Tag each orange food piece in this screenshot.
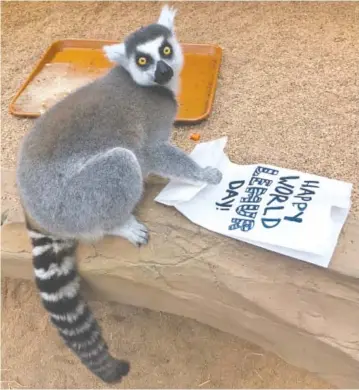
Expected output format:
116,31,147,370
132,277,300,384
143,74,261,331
190,133,201,141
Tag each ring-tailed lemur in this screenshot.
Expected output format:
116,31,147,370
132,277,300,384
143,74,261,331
16,5,222,383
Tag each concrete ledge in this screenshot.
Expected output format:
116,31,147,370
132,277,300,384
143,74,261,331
2,168,359,388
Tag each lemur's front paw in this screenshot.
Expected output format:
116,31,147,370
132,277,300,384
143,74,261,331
202,167,223,185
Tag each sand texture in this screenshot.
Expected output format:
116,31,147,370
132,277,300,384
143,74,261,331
1,277,333,389
1,1,358,388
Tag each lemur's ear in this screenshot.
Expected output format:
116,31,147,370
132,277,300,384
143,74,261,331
157,4,177,31
103,43,127,66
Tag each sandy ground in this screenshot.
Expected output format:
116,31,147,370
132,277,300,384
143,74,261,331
1,1,358,388
1,277,333,389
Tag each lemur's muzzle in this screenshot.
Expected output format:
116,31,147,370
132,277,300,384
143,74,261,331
154,60,173,84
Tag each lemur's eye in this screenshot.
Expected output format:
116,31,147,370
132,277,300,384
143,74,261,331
162,46,172,56
137,57,147,66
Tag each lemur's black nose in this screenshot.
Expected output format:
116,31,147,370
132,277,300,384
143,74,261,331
155,60,173,84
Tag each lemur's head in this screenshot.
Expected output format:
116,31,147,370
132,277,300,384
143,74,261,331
103,5,184,93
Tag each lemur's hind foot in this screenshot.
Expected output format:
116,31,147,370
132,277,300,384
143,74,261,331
109,215,149,247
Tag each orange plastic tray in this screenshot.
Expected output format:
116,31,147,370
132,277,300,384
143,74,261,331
9,39,222,123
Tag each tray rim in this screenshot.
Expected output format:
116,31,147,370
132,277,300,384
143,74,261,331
9,38,222,123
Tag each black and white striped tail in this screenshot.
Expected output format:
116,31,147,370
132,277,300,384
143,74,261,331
28,227,130,383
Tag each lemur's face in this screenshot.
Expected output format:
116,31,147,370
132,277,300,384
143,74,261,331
103,6,184,93
127,32,183,88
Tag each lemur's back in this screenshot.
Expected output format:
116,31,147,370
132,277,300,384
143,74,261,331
19,66,177,166
17,64,177,236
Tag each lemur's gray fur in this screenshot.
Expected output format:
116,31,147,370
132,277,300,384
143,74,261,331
16,5,222,383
